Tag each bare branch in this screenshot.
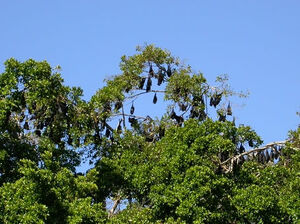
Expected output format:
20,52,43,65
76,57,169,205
104,122,114,132
112,113,148,120
219,139,299,173
125,90,166,100
108,196,121,218
221,140,288,166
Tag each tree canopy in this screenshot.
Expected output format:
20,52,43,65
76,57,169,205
0,45,299,223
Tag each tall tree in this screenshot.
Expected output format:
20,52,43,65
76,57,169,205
0,45,299,223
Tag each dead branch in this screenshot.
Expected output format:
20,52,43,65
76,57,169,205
219,139,299,173
221,140,288,166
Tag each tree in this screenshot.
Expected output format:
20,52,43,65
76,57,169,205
0,150,106,223
0,59,84,185
0,45,299,223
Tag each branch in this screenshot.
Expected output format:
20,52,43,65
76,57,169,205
154,62,167,72
112,113,148,120
219,139,300,173
179,104,192,117
104,122,114,132
221,140,288,166
108,196,121,217
125,89,166,100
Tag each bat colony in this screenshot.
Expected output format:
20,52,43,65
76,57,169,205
90,62,294,174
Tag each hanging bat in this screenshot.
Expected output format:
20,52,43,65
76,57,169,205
199,110,206,121
153,93,157,104
218,113,226,122
175,116,184,126
270,149,275,160
265,150,270,162
115,101,123,111
232,117,236,126
227,102,232,116
35,129,41,137
128,117,138,126
105,128,110,138
157,69,164,86
214,93,222,107
239,144,245,154
130,103,135,115
24,121,29,130
274,146,279,159
190,107,199,118
116,119,122,132
139,77,146,89
158,126,165,138
146,77,152,92
210,97,214,107
149,64,154,77
167,64,172,77
179,102,187,111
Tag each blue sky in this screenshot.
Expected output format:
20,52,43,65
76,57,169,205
1,1,299,147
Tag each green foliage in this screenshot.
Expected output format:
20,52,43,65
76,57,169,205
0,59,84,185
233,185,288,223
97,119,262,222
67,198,107,224
107,205,156,224
0,153,106,223
0,45,299,223
0,177,48,224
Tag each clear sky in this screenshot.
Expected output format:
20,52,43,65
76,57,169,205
1,1,299,146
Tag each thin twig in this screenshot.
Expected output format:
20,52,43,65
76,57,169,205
121,105,126,130
154,62,167,72
112,113,148,120
179,104,192,117
125,90,166,100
